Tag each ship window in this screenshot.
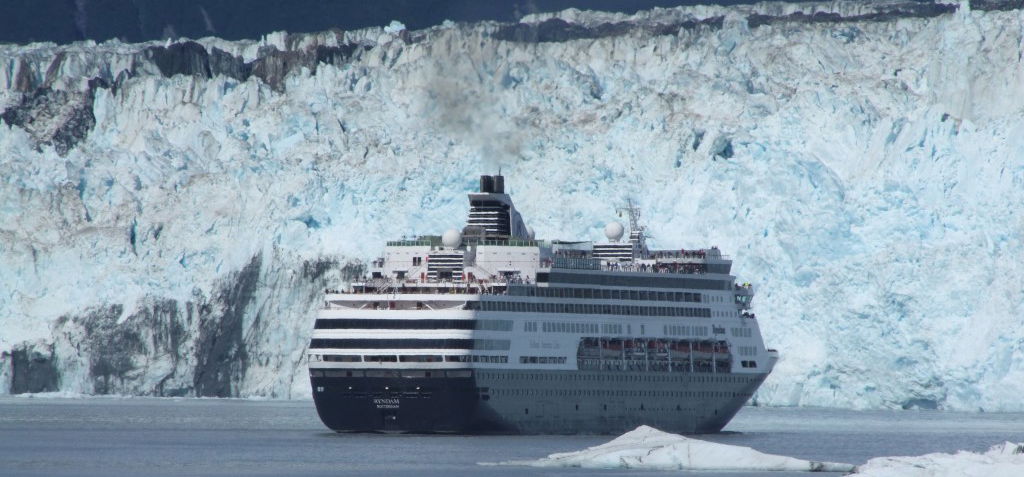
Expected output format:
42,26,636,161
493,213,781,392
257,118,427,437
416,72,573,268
322,355,362,362
364,355,398,362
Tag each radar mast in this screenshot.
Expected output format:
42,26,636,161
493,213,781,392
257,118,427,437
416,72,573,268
617,198,649,258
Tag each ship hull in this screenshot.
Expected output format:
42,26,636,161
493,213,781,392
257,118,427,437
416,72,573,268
310,368,769,434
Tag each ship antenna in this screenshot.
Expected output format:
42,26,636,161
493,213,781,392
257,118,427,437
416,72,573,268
617,199,643,234
617,198,649,257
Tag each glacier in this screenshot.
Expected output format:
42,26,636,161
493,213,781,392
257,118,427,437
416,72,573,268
1,0,1023,409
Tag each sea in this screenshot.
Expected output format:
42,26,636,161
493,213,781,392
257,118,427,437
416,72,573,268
2,396,1022,477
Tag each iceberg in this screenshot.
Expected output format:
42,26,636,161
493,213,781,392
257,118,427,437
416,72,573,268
488,425,855,472
851,442,1024,477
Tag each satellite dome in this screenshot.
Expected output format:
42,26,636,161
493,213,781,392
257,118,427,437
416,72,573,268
442,229,462,248
526,226,535,240
604,221,625,241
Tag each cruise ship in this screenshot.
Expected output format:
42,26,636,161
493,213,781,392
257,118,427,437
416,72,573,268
308,174,777,434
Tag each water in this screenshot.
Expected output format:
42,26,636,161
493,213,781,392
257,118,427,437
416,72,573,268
2,397,1022,477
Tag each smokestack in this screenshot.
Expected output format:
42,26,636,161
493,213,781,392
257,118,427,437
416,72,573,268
493,175,504,194
480,175,494,193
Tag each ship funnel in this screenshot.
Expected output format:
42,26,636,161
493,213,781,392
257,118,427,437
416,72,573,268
479,175,494,193
493,175,504,194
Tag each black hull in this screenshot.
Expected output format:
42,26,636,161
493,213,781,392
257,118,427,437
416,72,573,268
310,368,768,434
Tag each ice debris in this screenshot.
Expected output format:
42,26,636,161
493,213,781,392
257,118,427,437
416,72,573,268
487,425,856,472
851,442,1024,477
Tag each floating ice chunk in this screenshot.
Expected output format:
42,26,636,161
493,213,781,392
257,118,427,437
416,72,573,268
851,442,1024,477
383,21,406,34
12,391,129,399
487,425,855,472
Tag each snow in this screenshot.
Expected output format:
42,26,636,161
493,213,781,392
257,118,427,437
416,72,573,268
851,442,1024,477
1,1,1023,406
383,21,407,34
488,425,855,472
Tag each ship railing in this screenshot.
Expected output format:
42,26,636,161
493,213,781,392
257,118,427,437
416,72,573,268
365,278,396,295
602,262,710,275
341,278,516,295
648,249,731,261
545,258,711,275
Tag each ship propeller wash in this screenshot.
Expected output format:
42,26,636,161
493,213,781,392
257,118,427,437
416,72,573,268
308,174,778,433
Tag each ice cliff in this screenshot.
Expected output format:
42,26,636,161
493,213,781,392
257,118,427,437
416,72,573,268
2,0,1023,408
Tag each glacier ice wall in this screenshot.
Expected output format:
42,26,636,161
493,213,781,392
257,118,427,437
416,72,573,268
1,1,1023,409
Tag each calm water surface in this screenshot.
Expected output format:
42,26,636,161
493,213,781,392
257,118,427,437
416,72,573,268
2,397,1022,477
